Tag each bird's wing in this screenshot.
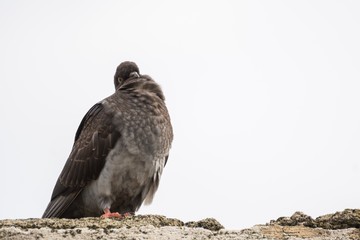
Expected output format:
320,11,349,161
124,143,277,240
42,102,121,218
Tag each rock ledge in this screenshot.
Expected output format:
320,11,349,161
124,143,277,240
1,209,360,239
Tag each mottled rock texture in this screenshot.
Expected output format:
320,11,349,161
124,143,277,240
1,209,360,239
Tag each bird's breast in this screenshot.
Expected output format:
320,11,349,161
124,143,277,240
111,96,172,157
102,140,164,194
82,139,166,213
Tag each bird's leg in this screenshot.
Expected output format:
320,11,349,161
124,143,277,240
101,208,121,218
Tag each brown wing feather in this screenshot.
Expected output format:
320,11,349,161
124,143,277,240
42,102,121,218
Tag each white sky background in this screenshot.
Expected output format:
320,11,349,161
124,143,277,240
1,0,360,229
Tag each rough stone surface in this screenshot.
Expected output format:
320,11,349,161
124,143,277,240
271,211,316,227
185,218,224,231
271,209,360,230
1,210,360,240
315,209,360,229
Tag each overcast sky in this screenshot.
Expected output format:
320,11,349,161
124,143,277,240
1,0,360,229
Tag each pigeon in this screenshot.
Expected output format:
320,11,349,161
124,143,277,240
42,61,173,218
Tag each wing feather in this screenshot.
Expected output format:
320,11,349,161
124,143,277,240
42,102,121,218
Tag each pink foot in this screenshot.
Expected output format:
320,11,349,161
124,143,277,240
101,208,121,218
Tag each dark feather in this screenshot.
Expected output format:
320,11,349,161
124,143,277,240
164,155,169,167
42,102,121,218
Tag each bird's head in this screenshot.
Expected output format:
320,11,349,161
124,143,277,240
114,61,140,90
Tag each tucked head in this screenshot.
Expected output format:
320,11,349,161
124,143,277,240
114,61,140,89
